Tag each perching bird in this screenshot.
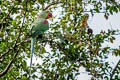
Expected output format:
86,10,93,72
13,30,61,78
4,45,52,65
30,11,52,77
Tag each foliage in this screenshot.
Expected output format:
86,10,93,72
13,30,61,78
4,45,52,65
0,0,120,80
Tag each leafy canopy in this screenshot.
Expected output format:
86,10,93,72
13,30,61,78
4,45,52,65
0,0,120,80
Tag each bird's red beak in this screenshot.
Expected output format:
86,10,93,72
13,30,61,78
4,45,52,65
46,12,52,19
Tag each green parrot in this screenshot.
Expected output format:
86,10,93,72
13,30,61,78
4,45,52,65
30,11,52,76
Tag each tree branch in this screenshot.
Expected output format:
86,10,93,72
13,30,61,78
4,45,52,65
0,0,27,59
0,49,19,77
0,0,28,77
0,6,15,32
43,1,63,11
0,15,26,59
110,59,120,80
0,7,15,58
0,39,30,59
0,48,12,59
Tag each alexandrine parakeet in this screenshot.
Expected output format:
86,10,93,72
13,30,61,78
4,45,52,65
30,11,52,75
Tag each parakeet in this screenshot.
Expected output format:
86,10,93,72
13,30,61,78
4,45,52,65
30,11,52,77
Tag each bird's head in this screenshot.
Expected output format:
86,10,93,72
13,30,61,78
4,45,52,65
39,11,52,19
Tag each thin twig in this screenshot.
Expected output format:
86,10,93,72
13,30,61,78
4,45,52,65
0,48,12,59
0,6,14,32
43,1,63,11
13,7,27,47
0,39,30,59
110,59,120,80
16,40,30,46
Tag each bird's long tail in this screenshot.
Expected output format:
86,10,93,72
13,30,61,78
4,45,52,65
29,38,36,78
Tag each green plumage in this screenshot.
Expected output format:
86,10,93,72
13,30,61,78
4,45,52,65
29,11,51,78
31,18,49,38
